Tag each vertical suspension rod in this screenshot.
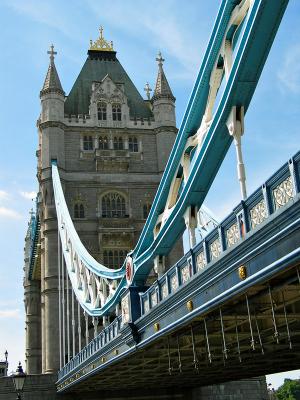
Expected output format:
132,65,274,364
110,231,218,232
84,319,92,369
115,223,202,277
72,287,76,358
61,247,66,364
219,308,228,360
245,294,255,350
66,271,70,362
58,233,62,369
268,285,279,343
203,318,212,363
77,302,82,353
177,336,182,373
282,290,292,349
235,317,242,363
167,336,172,375
190,325,199,371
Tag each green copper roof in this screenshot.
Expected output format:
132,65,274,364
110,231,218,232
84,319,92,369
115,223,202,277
64,51,152,118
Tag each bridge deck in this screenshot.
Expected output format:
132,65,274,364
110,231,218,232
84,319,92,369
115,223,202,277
57,152,300,394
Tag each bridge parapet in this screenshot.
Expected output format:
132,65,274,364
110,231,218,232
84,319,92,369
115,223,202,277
139,151,300,317
57,151,300,391
58,315,122,381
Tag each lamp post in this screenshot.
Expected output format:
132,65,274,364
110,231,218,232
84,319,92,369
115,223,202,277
12,362,26,400
4,350,8,376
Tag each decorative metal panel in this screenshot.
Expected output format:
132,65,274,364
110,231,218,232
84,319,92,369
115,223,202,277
226,222,239,248
249,199,267,229
196,251,206,271
181,264,190,284
210,238,221,261
143,298,149,314
161,281,168,299
121,294,130,324
151,291,157,307
273,176,293,210
170,273,179,292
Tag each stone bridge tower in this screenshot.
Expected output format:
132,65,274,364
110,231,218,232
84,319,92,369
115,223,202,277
24,29,182,374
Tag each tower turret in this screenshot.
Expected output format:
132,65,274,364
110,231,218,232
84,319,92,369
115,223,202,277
151,52,177,174
40,45,65,123
152,52,176,127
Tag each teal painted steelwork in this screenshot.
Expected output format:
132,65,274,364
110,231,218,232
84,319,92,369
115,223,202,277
28,208,40,281
52,160,129,315
57,151,300,386
53,0,289,316
132,0,289,282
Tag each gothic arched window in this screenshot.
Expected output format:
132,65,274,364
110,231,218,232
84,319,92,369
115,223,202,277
112,103,122,121
143,203,151,219
99,136,109,150
129,137,138,152
102,192,126,218
103,249,128,268
74,203,85,219
97,102,107,121
83,135,93,151
113,137,123,150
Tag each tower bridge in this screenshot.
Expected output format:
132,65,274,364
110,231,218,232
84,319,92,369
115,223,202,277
19,0,300,398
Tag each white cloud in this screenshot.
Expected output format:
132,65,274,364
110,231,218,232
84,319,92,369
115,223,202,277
0,309,21,319
0,190,9,201
278,44,300,93
20,191,36,201
0,207,23,220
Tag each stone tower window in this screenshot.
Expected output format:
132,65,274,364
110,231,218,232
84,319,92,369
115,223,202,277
129,137,138,152
102,192,126,218
113,137,123,150
97,102,107,120
99,136,109,150
112,103,122,121
83,135,93,151
143,203,151,219
103,249,128,269
74,203,85,219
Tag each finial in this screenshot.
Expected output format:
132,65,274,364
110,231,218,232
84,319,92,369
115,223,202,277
144,82,152,100
47,44,57,63
156,51,165,67
89,26,114,52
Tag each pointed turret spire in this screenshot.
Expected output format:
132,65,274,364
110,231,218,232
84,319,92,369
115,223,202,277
40,45,64,97
152,52,175,102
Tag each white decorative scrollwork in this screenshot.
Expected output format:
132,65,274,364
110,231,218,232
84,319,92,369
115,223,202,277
161,282,168,299
196,251,206,271
171,274,179,292
226,223,239,248
144,298,149,313
151,291,158,307
249,199,267,229
273,176,293,210
181,264,190,284
210,238,221,261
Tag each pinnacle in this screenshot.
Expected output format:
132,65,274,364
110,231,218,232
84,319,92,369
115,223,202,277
40,45,64,97
152,52,175,102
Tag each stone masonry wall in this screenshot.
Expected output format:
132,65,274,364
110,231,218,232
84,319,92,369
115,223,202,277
0,375,268,400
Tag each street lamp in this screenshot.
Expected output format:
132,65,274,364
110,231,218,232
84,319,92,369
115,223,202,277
4,350,8,376
12,362,26,400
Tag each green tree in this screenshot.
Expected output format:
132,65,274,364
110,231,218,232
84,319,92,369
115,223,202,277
276,378,300,400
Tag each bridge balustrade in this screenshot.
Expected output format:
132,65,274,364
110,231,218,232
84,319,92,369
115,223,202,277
58,315,122,380
140,152,300,317
58,151,300,384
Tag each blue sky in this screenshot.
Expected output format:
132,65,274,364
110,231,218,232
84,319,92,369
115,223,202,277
0,0,299,389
